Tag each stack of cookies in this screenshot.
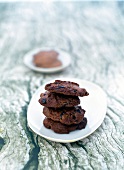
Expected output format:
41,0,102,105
39,80,89,134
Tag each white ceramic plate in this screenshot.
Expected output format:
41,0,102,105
23,47,71,73
27,78,107,143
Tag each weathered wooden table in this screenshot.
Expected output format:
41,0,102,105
0,2,124,170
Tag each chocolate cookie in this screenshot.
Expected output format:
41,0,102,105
43,106,85,125
43,117,87,134
39,91,80,108
45,80,89,97
33,50,62,68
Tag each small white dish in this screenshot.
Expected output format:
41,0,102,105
23,47,71,73
27,78,107,143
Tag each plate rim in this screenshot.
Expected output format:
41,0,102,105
28,115,106,143
27,78,107,143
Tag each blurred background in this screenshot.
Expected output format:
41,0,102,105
0,1,124,89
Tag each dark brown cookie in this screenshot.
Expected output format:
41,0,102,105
43,106,85,125
43,117,87,134
39,91,80,108
45,80,89,97
33,50,62,68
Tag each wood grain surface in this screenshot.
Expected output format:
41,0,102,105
0,2,124,170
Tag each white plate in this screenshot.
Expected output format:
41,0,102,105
23,47,71,73
27,78,107,143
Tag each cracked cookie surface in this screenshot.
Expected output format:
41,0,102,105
43,117,87,134
45,80,89,97
39,91,80,108
43,106,85,125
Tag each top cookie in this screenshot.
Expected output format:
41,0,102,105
45,80,89,97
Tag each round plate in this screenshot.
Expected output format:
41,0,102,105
27,78,107,143
23,47,71,73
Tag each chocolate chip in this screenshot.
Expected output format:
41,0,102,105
72,115,76,119
85,92,89,96
76,108,81,113
83,117,87,123
56,86,65,89
42,98,46,104
74,89,77,92
60,112,65,118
